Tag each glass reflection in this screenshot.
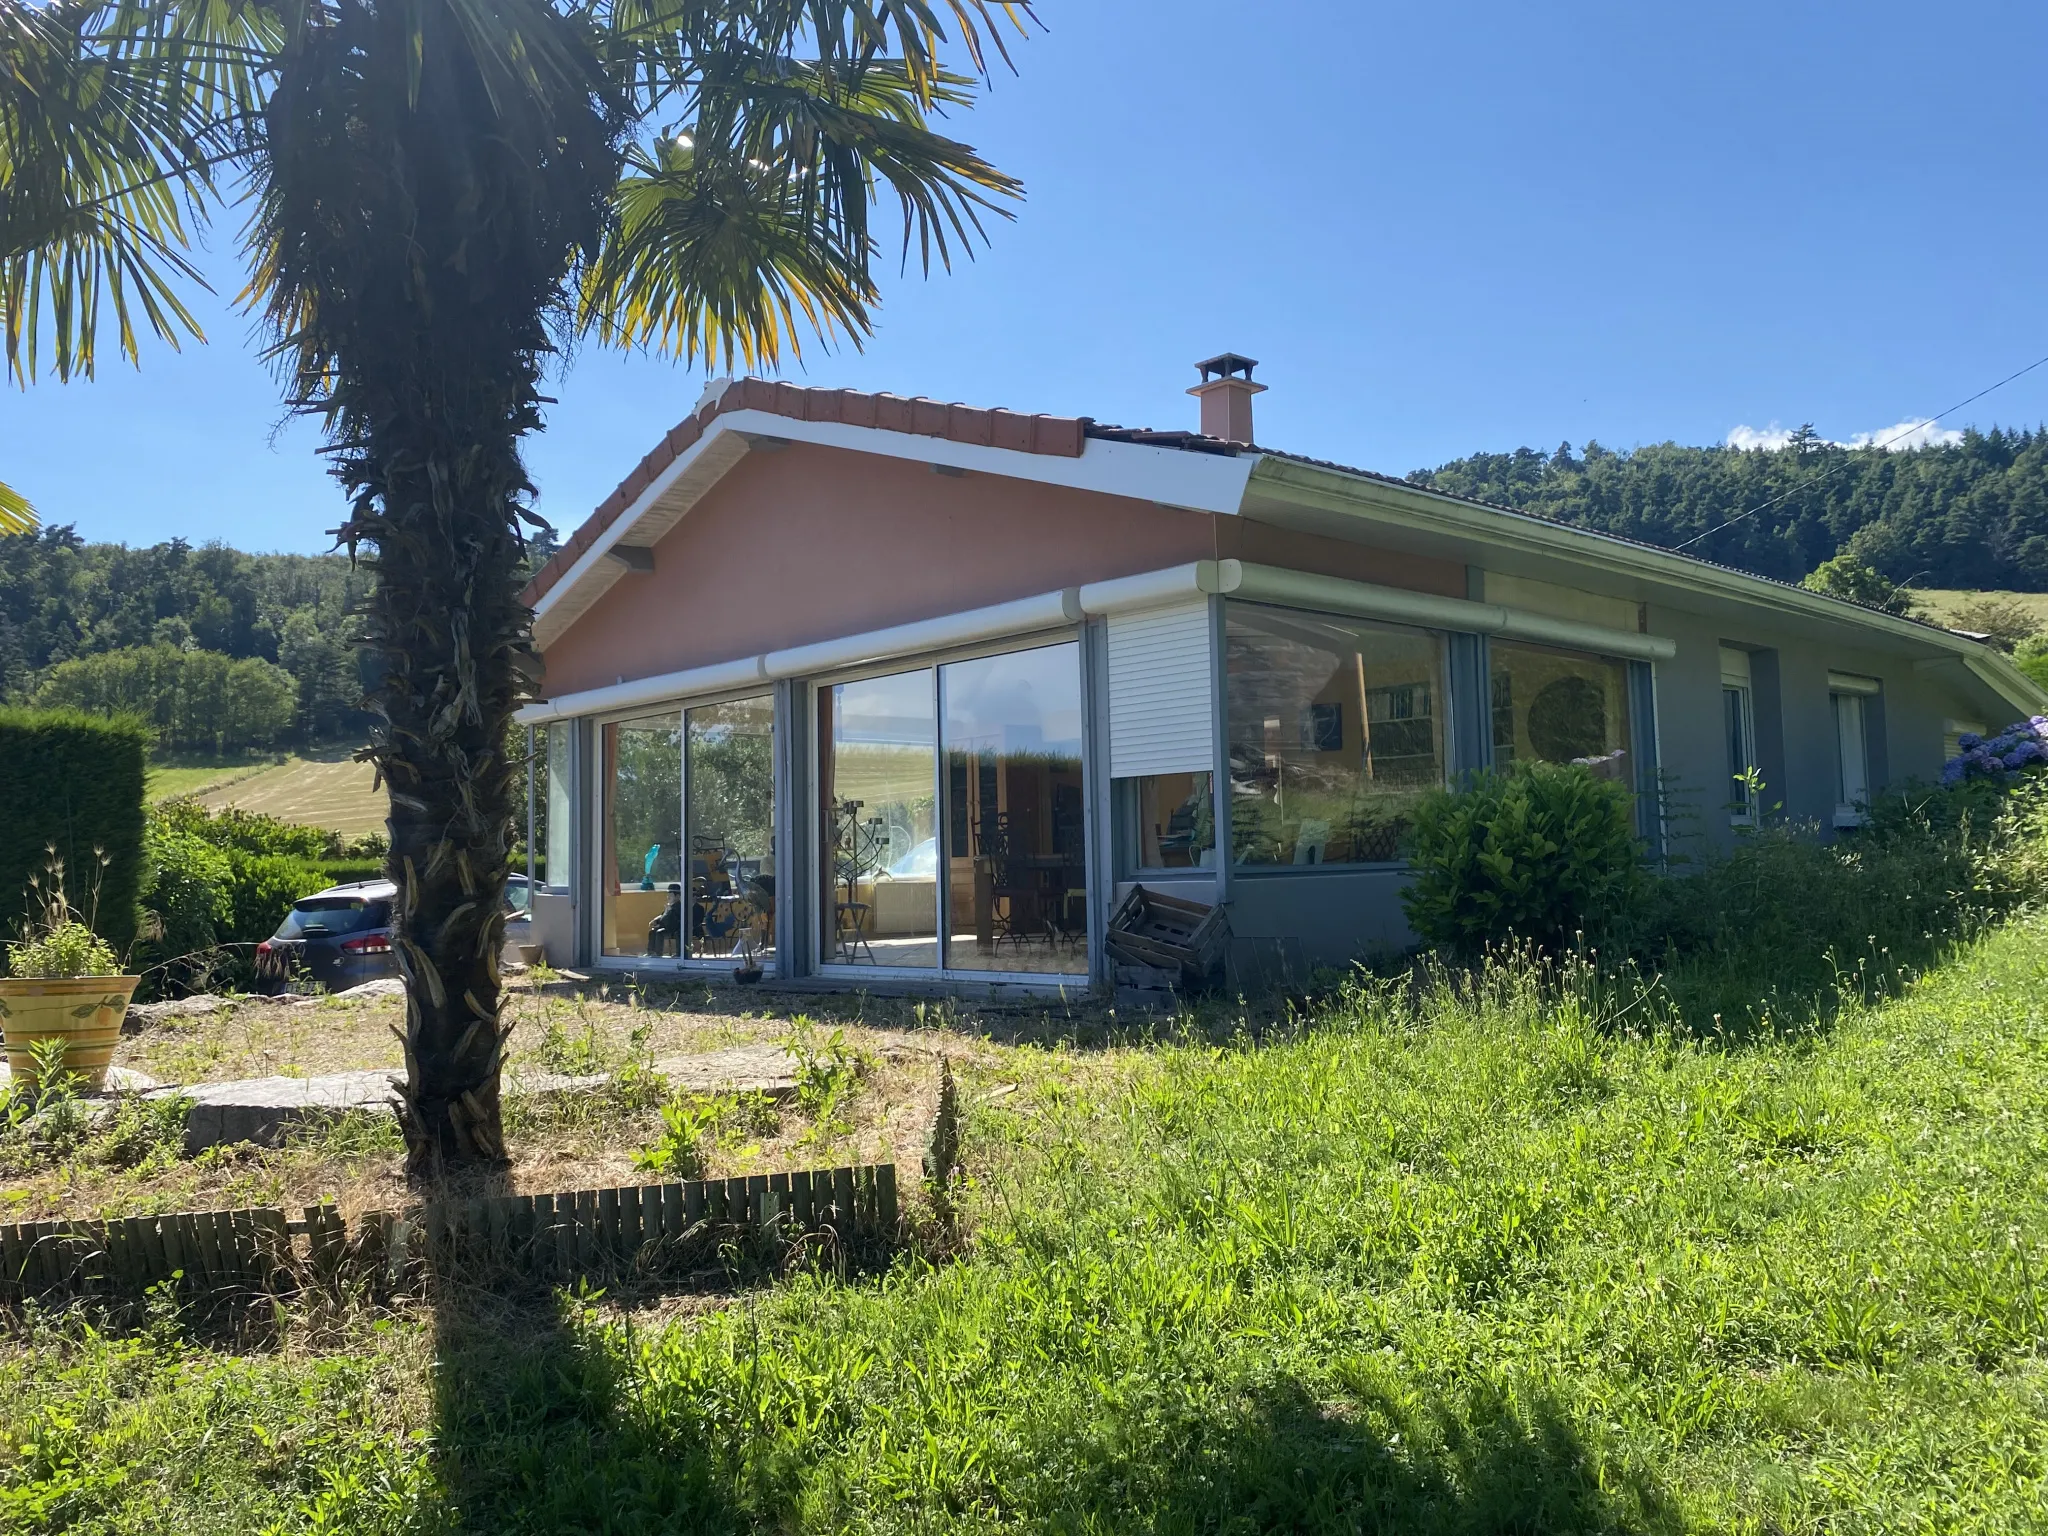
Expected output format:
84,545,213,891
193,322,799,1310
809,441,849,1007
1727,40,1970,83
941,642,1086,974
1227,605,1445,865
818,669,938,967
686,695,776,964
601,711,682,957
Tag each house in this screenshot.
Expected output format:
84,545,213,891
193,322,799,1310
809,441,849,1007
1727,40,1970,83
516,355,2046,991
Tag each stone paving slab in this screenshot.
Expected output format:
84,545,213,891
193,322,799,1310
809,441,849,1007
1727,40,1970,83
651,1045,800,1096
147,1070,403,1151
128,1042,804,1151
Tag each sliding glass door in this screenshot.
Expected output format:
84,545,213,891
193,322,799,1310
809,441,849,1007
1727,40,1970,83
601,712,683,959
941,645,1087,973
817,669,941,967
599,694,777,967
685,695,777,965
818,640,1087,978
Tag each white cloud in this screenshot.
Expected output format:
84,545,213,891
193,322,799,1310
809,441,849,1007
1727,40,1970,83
1841,418,1964,451
1725,422,1801,451
1724,418,1965,453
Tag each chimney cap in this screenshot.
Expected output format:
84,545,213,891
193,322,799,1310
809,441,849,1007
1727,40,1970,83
1194,352,1259,383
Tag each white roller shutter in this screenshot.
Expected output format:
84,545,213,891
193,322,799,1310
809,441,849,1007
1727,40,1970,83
1107,600,1215,779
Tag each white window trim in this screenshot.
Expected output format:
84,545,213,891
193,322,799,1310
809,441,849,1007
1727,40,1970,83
1831,686,1875,829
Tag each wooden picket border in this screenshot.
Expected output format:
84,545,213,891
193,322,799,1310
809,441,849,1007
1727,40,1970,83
0,1163,899,1308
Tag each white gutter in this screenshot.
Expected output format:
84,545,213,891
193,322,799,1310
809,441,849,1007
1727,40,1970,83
515,655,771,723
762,589,1082,678
518,559,1680,723
1228,563,1676,662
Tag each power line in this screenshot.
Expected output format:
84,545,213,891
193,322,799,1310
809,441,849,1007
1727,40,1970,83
1672,349,2048,553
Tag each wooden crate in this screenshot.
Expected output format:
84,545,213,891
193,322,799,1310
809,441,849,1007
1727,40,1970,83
1105,885,1229,980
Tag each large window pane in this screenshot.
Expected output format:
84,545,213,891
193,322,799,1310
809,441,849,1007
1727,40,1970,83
602,711,682,958
941,642,1086,974
543,720,573,887
819,669,937,967
1833,691,1870,816
686,695,776,964
1490,641,1631,782
1226,604,1445,866
1724,685,1757,821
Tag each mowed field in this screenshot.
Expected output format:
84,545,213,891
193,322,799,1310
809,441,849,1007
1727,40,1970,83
1913,587,2048,628
195,750,384,837
147,745,386,838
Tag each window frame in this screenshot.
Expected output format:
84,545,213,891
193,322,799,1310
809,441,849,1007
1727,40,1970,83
806,626,1092,984
587,680,782,975
1720,647,1758,826
1221,599,1452,874
1829,674,1880,828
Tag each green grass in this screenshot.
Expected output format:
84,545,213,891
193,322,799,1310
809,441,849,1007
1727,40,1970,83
143,750,286,803
6,917,2048,1532
1911,588,2048,630
144,742,385,837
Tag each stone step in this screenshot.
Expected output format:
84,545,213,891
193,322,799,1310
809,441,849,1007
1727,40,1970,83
129,1042,803,1152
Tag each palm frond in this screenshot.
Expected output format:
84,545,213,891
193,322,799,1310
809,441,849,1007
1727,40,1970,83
582,131,876,368
0,472,33,534
0,0,270,382
581,34,1021,367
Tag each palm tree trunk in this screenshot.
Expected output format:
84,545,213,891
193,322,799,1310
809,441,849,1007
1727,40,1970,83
362,414,528,1174
257,0,619,1177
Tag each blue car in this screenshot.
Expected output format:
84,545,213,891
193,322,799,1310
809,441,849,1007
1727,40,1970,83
256,880,399,993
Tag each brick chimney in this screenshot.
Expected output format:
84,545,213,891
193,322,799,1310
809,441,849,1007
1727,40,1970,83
1188,353,1265,445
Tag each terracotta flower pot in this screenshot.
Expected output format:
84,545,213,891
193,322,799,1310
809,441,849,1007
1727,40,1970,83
0,975,141,1093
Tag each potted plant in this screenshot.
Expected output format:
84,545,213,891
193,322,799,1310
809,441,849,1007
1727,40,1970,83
0,858,140,1094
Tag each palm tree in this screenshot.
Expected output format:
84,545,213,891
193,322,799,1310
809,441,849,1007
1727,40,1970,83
2,0,1025,1174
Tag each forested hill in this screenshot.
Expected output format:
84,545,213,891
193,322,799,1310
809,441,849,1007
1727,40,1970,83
0,527,561,739
0,529,372,738
1407,427,2048,591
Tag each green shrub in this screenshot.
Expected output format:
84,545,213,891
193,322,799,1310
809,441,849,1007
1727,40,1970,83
1616,777,2048,1029
315,859,387,887
223,853,333,948
135,822,234,996
1402,762,1640,954
0,709,148,957
133,802,390,994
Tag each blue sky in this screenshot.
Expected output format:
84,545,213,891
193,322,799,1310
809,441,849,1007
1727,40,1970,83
8,0,2048,553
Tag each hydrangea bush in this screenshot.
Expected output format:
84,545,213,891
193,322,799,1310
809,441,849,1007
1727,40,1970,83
1942,718,2048,785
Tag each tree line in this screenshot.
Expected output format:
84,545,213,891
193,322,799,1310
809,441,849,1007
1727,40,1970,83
33,644,296,751
1408,426,2048,592
0,526,560,744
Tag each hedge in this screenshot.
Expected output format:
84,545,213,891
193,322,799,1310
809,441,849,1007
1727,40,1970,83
0,708,149,962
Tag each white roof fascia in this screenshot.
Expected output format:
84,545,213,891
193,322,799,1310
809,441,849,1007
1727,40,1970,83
712,409,1256,515
529,424,750,641
530,413,1257,641
1962,651,2048,718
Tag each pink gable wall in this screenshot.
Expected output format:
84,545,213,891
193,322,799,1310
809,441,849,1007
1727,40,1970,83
538,441,1467,697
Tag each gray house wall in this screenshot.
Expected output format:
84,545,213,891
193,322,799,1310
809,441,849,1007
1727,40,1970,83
1205,599,2016,979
